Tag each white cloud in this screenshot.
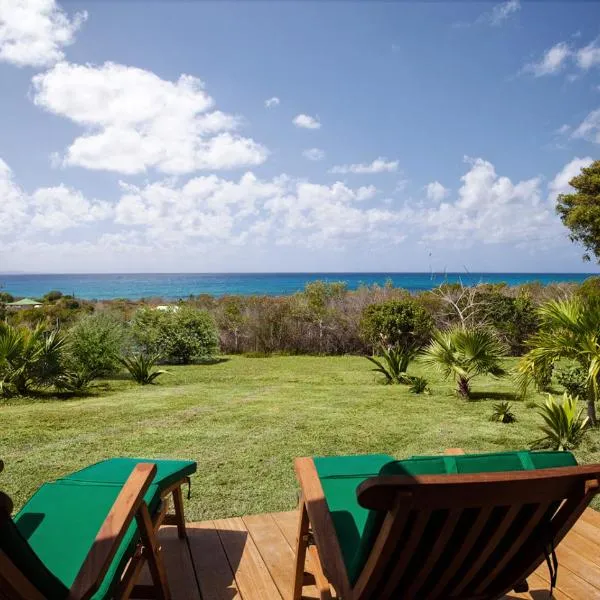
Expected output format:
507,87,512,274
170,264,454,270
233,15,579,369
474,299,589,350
548,156,593,200
572,108,600,144
0,0,86,67
31,61,268,175
523,42,571,76
265,97,280,108
425,181,449,202
293,114,321,129
0,157,111,237
489,0,520,26
302,148,325,161
555,124,571,135
576,39,600,70
329,157,398,175
416,157,560,246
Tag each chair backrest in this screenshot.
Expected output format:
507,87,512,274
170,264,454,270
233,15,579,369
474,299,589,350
351,465,600,600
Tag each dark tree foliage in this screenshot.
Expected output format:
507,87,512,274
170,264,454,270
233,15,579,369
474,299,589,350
556,160,600,262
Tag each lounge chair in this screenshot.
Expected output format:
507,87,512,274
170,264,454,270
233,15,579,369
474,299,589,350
292,449,600,600
0,457,196,599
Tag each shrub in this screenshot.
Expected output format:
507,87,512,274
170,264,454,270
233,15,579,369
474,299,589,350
490,401,516,423
533,361,554,392
366,345,415,384
556,365,587,399
0,292,14,303
68,312,125,376
409,376,431,394
132,306,219,364
359,299,434,351
533,394,589,451
43,290,63,302
54,366,97,393
120,353,167,385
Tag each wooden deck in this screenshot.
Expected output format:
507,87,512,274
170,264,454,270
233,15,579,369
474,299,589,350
150,509,600,600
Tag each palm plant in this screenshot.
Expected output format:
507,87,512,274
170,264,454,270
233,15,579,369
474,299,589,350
365,345,416,385
518,298,600,425
409,376,431,394
421,326,507,399
532,393,589,451
490,401,516,423
119,353,167,385
0,323,67,395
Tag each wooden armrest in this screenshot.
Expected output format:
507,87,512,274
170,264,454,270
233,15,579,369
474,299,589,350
445,448,465,455
294,457,352,598
68,463,157,600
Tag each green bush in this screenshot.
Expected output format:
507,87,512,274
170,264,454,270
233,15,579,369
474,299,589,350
365,345,415,384
409,376,431,394
556,365,587,399
43,290,63,302
359,299,434,351
132,306,219,364
120,353,167,385
490,401,516,423
0,292,14,303
533,393,589,451
68,312,126,376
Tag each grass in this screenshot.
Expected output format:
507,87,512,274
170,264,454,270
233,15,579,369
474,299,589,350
2,355,599,521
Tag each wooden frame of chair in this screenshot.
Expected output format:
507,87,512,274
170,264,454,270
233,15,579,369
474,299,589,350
159,477,191,539
0,463,172,600
292,450,600,600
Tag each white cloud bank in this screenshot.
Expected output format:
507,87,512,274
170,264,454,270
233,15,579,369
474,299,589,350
329,158,398,175
31,61,269,175
0,0,86,67
293,114,321,129
425,181,449,202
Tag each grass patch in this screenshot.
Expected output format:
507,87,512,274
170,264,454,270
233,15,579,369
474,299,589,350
2,355,599,520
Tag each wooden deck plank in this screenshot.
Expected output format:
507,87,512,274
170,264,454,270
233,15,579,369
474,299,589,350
187,520,242,600
535,562,600,599
213,516,284,600
159,526,202,600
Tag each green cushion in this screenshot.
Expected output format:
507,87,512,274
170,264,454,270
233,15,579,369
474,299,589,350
314,450,577,585
12,480,161,600
61,457,196,494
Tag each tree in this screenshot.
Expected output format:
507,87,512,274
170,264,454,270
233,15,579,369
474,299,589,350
556,160,600,262
518,298,600,425
421,326,507,399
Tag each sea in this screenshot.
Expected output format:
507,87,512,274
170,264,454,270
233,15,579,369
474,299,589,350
0,273,597,301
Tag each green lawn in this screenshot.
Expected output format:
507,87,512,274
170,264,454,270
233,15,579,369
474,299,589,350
2,355,599,520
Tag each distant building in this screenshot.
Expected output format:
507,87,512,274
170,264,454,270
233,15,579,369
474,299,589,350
155,305,180,312
6,298,42,310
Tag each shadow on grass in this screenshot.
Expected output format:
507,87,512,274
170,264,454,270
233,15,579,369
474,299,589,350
469,390,516,402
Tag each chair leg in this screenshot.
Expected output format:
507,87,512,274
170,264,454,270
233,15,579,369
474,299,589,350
172,485,187,539
292,498,310,600
136,503,171,600
514,579,529,593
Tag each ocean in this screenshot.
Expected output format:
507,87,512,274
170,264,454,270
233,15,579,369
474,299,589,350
0,272,597,301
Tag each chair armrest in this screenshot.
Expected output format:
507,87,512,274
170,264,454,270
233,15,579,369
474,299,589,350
68,463,157,600
445,448,465,455
294,457,352,598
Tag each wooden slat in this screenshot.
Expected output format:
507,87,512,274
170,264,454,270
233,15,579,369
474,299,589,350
535,561,600,599
214,517,283,600
242,513,295,599
501,572,573,600
187,521,242,600
157,526,201,600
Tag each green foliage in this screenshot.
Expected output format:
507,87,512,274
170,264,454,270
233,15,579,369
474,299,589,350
132,306,219,364
490,401,516,423
422,326,507,399
575,276,600,305
518,298,600,424
0,292,14,303
556,160,600,262
533,393,589,451
533,361,554,392
365,345,415,384
68,312,125,376
556,365,587,399
54,366,97,393
0,323,68,395
43,290,63,302
119,353,167,385
360,299,434,351
409,376,431,394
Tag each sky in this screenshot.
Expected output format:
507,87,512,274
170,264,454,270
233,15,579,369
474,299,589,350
0,0,600,274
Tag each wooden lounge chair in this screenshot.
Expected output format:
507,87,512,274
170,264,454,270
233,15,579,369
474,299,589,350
292,449,600,600
0,456,196,599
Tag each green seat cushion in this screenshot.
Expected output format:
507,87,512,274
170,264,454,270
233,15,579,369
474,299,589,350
11,480,161,599
61,457,196,494
314,450,577,585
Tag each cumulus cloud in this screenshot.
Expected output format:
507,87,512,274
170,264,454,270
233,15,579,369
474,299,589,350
548,156,593,200
489,0,521,26
425,181,449,202
576,39,600,70
572,108,600,144
522,42,571,76
0,157,111,237
31,61,268,175
265,97,280,108
329,158,398,175
293,114,321,129
302,148,325,161
0,0,86,67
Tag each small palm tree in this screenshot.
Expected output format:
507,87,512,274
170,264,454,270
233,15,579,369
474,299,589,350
365,345,416,384
518,298,600,425
421,326,507,399
120,353,167,385
533,393,589,451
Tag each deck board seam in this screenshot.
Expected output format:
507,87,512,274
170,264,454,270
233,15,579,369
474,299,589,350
183,529,205,600
534,560,590,599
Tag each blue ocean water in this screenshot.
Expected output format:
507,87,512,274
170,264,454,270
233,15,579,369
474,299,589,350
0,273,597,301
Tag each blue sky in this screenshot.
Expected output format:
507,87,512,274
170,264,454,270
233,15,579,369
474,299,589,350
1,0,599,273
